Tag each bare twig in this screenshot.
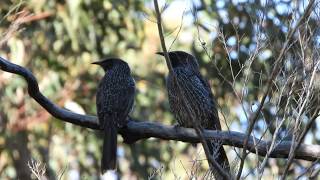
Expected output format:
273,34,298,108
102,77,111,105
281,61,320,179
1,55,320,160
153,1,230,178
258,75,298,177
27,159,46,180
236,1,316,179
281,110,319,179
153,0,173,73
295,159,320,179
0,10,30,47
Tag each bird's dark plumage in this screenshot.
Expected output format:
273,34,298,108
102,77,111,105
93,58,135,173
158,51,230,175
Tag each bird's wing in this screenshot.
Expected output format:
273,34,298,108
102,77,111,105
177,69,221,129
195,72,219,111
114,78,135,127
96,77,135,128
195,73,221,129
182,71,212,108
96,79,112,128
196,71,215,99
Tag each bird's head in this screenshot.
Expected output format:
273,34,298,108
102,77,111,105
156,51,199,69
92,58,129,72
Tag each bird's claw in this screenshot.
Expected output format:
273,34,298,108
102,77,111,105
173,123,182,130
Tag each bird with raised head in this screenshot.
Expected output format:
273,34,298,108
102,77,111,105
92,58,135,173
157,51,230,177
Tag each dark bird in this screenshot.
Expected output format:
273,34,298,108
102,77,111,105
93,58,135,173
157,51,230,174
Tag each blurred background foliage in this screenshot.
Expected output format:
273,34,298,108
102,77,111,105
0,0,319,179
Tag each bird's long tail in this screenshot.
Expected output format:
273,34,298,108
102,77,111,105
101,124,117,173
207,140,230,174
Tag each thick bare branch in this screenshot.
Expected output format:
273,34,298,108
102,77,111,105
0,56,99,129
123,121,320,161
1,56,320,163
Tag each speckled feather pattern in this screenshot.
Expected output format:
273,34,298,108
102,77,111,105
165,52,230,177
96,59,135,171
96,62,135,129
166,62,221,130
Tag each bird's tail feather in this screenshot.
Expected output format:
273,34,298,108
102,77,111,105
207,140,230,173
101,125,117,173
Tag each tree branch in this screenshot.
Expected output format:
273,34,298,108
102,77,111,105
1,56,320,162
0,56,99,129
122,121,320,161
153,0,174,73
153,1,230,178
236,0,316,178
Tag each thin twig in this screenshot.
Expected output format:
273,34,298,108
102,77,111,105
153,0,174,73
153,1,230,178
258,75,298,177
236,1,316,179
281,60,320,179
1,56,320,162
295,159,320,179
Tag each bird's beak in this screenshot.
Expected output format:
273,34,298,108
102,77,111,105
91,61,100,65
156,52,164,56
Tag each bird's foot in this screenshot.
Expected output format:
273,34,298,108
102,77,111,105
173,123,182,130
123,116,134,126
